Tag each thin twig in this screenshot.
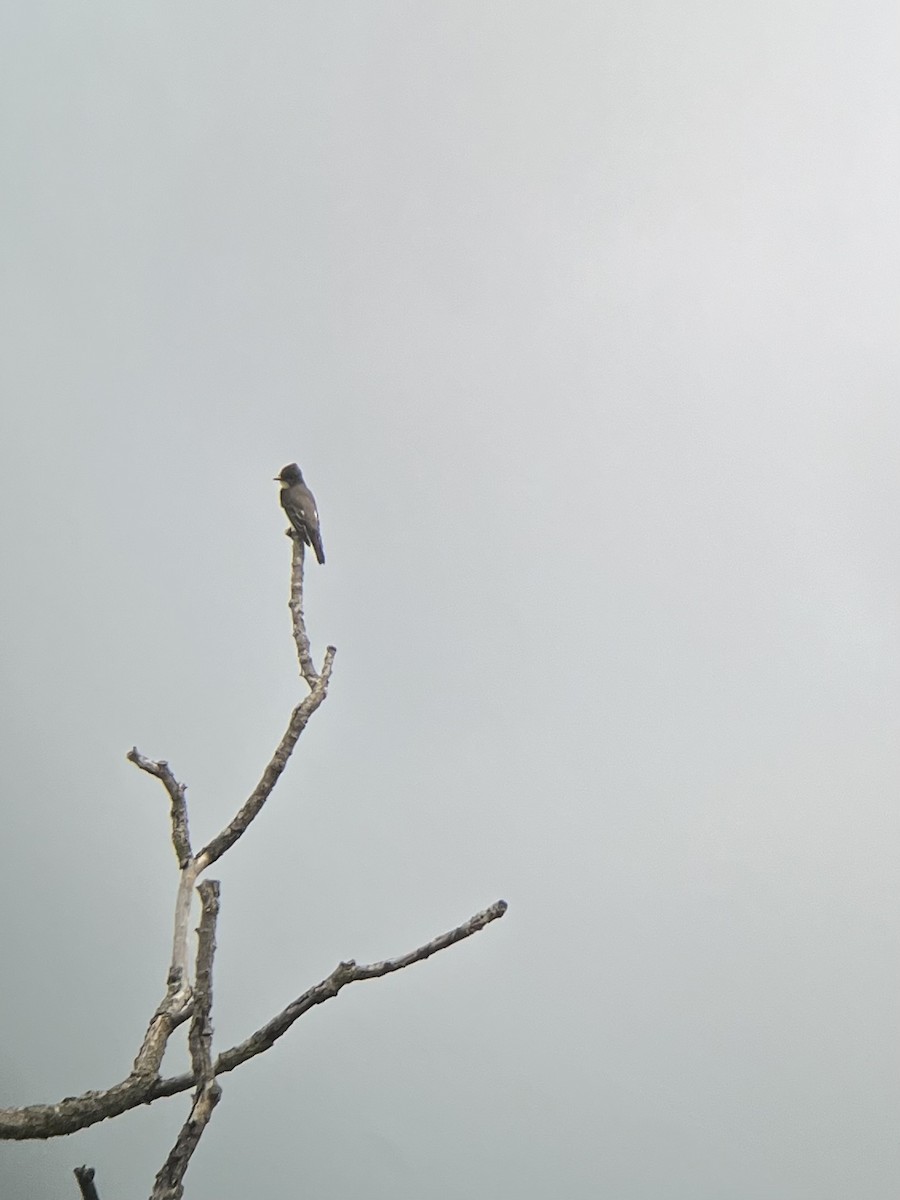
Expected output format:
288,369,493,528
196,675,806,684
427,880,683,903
287,533,319,685
195,646,336,870
126,750,193,867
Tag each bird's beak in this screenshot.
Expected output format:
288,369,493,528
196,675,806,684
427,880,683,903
273,475,280,482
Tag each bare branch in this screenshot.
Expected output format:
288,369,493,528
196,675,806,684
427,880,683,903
3,492,509,1196
194,646,336,870
74,1165,101,1200
287,534,319,685
166,865,202,996
129,855,201,1081
130,1004,181,1080
351,899,509,979
150,1081,220,1200
0,900,507,1139
1,1075,158,1140
154,899,508,1097
187,881,219,1080
127,750,193,867
150,881,222,1200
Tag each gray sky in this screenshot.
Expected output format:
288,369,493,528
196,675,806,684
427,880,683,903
2,3,898,1197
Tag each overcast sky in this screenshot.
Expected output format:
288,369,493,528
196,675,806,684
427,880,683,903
2,3,899,1198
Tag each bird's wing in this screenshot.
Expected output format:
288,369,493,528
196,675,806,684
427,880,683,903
280,489,307,540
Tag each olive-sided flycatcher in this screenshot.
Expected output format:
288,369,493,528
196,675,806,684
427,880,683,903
275,463,325,564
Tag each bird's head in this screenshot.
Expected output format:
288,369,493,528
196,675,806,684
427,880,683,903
275,463,303,484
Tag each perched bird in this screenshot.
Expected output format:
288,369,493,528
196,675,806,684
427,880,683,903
275,463,325,564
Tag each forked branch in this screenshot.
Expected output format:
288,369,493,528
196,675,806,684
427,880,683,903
150,881,222,1200
0,490,507,1200
0,900,506,1139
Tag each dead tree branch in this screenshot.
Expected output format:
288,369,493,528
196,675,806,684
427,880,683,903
287,534,320,685
151,898,509,1095
150,881,222,1200
0,900,507,1138
125,751,192,866
1,485,508,1200
195,645,336,871
73,1165,101,1200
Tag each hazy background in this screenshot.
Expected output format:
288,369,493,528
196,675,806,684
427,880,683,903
2,3,898,1197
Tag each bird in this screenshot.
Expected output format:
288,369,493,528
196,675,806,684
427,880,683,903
275,463,325,564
